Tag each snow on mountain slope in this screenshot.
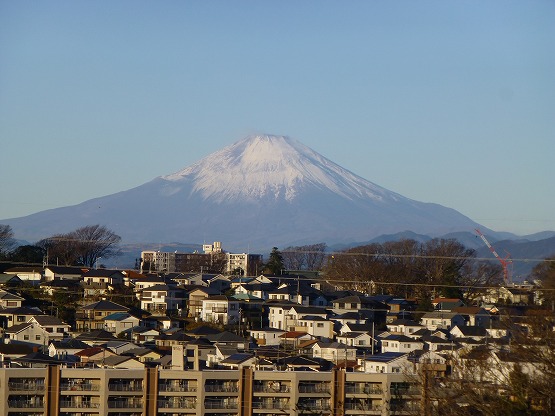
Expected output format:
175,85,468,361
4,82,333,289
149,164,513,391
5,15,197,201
2,134,486,249
163,135,402,203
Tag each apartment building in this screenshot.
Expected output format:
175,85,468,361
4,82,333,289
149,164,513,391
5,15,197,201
0,366,419,416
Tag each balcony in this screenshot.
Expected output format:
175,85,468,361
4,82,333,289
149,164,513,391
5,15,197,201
108,380,143,392
345,384,383,395
107,399,143,408
204,383,239,393
204,399,238,409
8,382,45,391
253,383,291,393
59,400,101,408
252,400,290,410
8,400,45,409
296,400,331,412
298,383,331,394
60,382,100,391
159,383,197,392
158,399,197,409
344,400,382,411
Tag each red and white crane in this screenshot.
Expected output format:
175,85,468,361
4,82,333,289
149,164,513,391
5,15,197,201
475,228,512,284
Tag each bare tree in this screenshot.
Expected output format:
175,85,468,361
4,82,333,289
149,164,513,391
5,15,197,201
282,242,327,271
0,224,15,257
38,225,121,267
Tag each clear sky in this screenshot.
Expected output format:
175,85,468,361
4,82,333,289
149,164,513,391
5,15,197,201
1,1,553,236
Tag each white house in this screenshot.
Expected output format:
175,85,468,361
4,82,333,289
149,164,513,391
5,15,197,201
201,296,240,325
336,331,374,348
43,266,84,281
311,341,357,363
248,327,286,346
140,284,186,315
3,267,43,284
386,319,424,336
296,316,334,339
420,311,465,331
380,335,424,353
362,352,412,374
27,315,70,341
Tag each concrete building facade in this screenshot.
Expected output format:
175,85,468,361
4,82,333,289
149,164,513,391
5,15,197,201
0,366,419,416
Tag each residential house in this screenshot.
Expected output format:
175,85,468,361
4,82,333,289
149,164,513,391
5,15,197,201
28,315,70,341
336,331,374,348
450,325,488,341
386,319,424,336
0,274,23,287
432,298,465,311
131,327,160,344
102,312,141,335
3,266,43,284
295,315,334,339
82,269,125,297
5,322,49,346
0,289,24,309
186,287,220,318
0,306,43,328
311,341,357,363
43,266,85,281
380,335,424,353
40,279,81,296
201,296,240,325
248,327,286,346
75,300,129,331
268,304,328,332
48,339,90,359
362,352,412,374
420,311,466,331
331,295,389,324
140,284,186,316
452,306,492,327
75,346,116,364
499,286,533,305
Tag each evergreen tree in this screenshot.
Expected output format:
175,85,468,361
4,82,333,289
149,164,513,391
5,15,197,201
265,247,284,275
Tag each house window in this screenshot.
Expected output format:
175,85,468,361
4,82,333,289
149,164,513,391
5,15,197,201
339,303,345,308
351,303,357,309
36,335,41,340
317,323,324,328
24,335,29,340
7,301,17,307
17,316,26,322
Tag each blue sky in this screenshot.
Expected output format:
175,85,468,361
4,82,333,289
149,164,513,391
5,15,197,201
1,1,553,236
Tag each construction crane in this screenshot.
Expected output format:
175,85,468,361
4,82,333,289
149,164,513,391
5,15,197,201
475,228,512,284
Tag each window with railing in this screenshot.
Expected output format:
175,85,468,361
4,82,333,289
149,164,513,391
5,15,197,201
204,398,238,409
253,380,291,393
8,378,46,391
344,382,382,395
158,380,197,392
7,395,45,408
204,380,239,392
298,381,331,394
108,378,143,391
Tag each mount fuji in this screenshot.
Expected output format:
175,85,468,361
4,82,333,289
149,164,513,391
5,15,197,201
3,134,487,250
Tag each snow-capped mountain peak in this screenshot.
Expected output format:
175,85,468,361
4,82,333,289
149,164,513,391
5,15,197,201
163,134,399,202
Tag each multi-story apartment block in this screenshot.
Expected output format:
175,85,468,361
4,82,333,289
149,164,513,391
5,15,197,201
0,365,419,416
140,248,263,276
